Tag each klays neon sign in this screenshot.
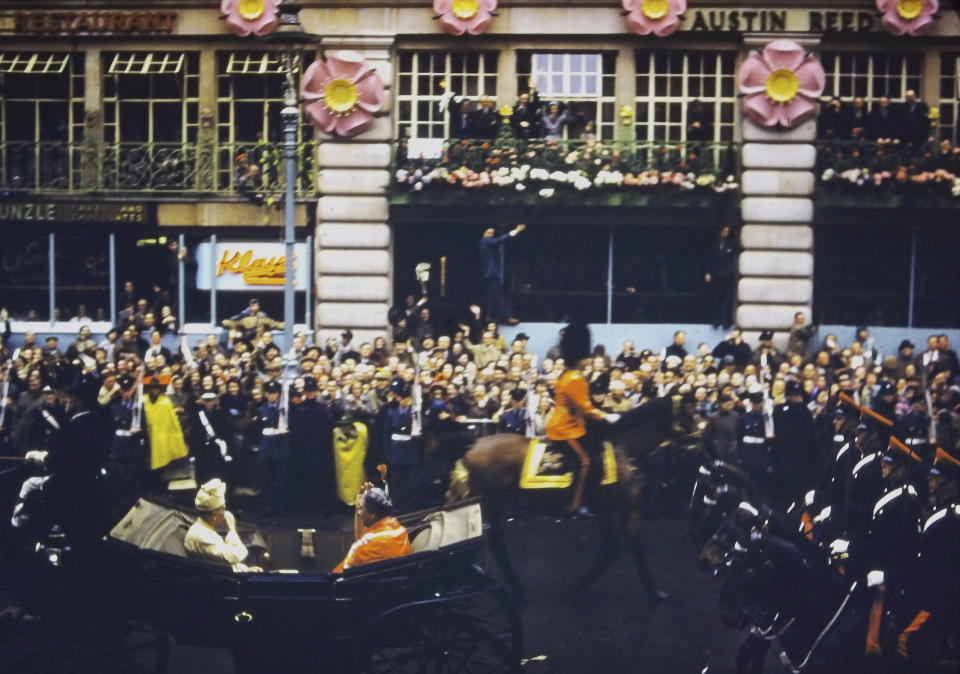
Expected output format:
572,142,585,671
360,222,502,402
217,248,295,286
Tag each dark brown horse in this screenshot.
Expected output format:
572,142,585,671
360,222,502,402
446,395,698,599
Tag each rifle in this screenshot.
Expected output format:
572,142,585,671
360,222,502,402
411,347,423,437
278,372,289,434
0,360,12,430
524,365,537,438
130,358,146,433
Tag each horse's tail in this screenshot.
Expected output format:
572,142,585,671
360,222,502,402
445,458,472,504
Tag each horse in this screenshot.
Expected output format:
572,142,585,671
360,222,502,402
445,394,698,600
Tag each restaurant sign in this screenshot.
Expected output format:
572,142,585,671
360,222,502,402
13,11,178,34
195,242,308,291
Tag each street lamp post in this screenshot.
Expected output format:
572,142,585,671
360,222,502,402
259,0,312,357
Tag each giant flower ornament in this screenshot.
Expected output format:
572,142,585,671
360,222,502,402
301,52,386,137
433,0,498,36
738,41,825,129
220,0,279,37
876,0,939,36
622,0,686,37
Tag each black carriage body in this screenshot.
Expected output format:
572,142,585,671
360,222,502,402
87,498,520,670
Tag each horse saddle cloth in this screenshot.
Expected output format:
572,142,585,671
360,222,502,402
519,439,617,491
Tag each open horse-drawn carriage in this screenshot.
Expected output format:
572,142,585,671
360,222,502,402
0,467,522,674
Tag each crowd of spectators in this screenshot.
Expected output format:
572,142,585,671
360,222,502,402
3,291,960,522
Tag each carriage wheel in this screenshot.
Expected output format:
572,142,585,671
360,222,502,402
363,613,520,674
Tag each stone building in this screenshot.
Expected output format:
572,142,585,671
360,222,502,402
1,1,958,346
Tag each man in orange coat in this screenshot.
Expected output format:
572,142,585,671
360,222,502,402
546,321,621,512
334,481,411,573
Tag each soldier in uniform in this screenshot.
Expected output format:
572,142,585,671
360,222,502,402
895,391,933,463
498,387,528,435
377,378,422,513
870,380,898,426
545,321,620,513
289,375,334,511
190,391,232,485
257,380,289,517
106,374,147,514
771,379,816,506
24,385,69,452
736,387,770,486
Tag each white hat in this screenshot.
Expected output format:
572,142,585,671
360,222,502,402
195,479,226,512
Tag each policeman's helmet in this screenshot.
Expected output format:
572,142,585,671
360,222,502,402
877,380,896,397
117,374,136,391
785,379,804,397
263,380,281,394
389,378,410,398
510,387,527,402
303,375,318,392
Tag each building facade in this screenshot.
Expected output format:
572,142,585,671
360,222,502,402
1,1,958,345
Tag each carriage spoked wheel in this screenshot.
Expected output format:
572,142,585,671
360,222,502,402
363,612,521,674
3,618,170,674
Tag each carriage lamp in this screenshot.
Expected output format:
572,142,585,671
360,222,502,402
619,105,634,125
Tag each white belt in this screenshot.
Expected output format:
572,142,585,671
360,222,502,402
742,436,766,444
833,434,845,442
262,428,283,436
391,433,412,441
905,438,927,446
115,430,134,437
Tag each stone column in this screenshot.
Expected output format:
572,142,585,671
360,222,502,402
736,36,820,343
737,117,817,339
315,37,394,346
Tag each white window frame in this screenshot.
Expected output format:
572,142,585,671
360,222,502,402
821,51,923,103
0,52,70,75
396,50,499,140
938,53,960,144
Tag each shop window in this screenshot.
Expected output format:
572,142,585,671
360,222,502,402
0,236,51,321
0,53,84,190
938,53,960,144
634,51,737,144
820,52,922,103
215,50,314,192
396,51,499,139
517,51,616,141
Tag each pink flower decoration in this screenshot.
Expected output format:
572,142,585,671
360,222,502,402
876,0,939,37
220,0,280,37
738,40,825,129
301,51,386,137
622,0,686,37
433,0,498,36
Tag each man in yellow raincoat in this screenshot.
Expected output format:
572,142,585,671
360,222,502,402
142,376,188,471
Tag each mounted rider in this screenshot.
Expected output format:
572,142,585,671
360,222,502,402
545,321,620,513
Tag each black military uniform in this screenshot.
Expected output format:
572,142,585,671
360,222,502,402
189,392,232,485
257,380,289,516
498,388,528,435
24,385,69,451
106,375,147,514
894,392,933,463
289,376,334,510
736,389,770,483
374,379,422,513
771,380,816,505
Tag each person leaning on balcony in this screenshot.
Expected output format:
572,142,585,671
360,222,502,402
221,299,284,344
541,101,570,141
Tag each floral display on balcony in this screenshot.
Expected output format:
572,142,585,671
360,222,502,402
433,0,498,36
818,139,960,199
220,0,280,37
738,40,825,129
300,51,386,137
621,0,687,37
876,0,939,37
394,138,738,204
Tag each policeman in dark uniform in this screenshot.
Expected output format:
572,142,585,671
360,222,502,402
257,380,289,516
106,374,147,514
378,378,421,513
289,375,334,511
25,385,69,451
736,387,770,484
771,379,816,506
190,391,232,485
870,380,898,427
498,387,528,435
894,391,933,463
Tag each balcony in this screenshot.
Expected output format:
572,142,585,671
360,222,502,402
815,138,960,211
390,137,741,212
0,139,318,199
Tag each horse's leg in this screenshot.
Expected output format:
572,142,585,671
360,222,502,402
735,633,770,674
486,498,524,601
625,511,669,600
572,508,621,594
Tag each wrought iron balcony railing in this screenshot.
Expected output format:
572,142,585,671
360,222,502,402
0,139,318,197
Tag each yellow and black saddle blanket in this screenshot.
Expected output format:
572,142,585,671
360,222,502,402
519,439,618,491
